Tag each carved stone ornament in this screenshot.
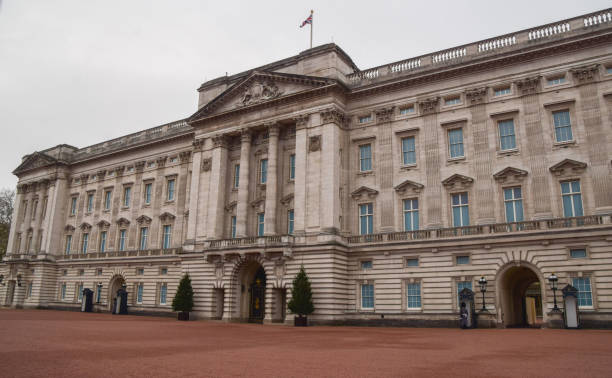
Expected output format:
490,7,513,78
236,79,283,107
250,198,265,212
16,184,27,195
135,161,146,172
192,138,206,151
114,166,126,175
308,135,321,152
515,76,541,95
79,174,89,185
97,220,111,229
179,150,191,163
64,225,76,232
549,158,587,176
280,193,294,206
201,157,212,172
375,106,395,123
159,212,176,222
224,201,237,212
320,108,346,125
116,217,131,228
394,180,424,195
350,186,379,200
465,87,488,104
441,174,474,190
212,134,229,149
79,222,92,232
215,261,224,279
570,64,599,84
418,97,439,115
156,156,167,168
136,215,152,225
96,169,107,178
493,167,528,183
294,114,310,130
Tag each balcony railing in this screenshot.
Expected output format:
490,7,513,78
55,248,181,260
207,235,294,249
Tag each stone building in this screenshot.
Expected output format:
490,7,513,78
2,9,612,328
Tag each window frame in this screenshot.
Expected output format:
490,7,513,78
287,209,294,235
358,143,373,172
99,231,107,252
503,186,524,223
552,109,574,144
70,196,78,216
81,233,89,254
259,159,268,184
358,202,374,235
162,224,172,249
103,189,112,211
402,198,419,231
289,154,296,181
123,186,132,208
497,119,517,152
560,180,584,218
406,282,422,310
166,178,176,201
360,283,375,310
451,192,470,227
118,229,127,251
233,163,240,188
400,136,417,166
571,276,594,309
139,227,149,250
447,127,465,160
86,192,94,213
257,212,265,236
143,182,153,205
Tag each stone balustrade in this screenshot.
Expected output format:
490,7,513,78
54,248,181,261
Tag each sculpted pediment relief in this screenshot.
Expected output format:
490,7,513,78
79,222,92,232
159,212,176,222
136,215,152,225
224,201,237,212
493,167,528,183
442,174,474,190
351,186,379,200
65,225,75,232
394,180,424,195
13,152,60,175
116,217,130,227
280,193,294,206
96,220,111,228
549,159,587,176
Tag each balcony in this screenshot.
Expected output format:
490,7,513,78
206,235,294,250
55,248,181,261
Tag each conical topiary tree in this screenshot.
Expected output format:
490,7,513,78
172,273,194,320
288,265,314,325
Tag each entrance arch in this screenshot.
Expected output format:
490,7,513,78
496,262,546,327
107,274,126,312
234,260,267,322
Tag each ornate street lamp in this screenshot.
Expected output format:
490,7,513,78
548,272,560,312
478,276,487,311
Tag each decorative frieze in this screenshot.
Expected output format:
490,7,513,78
418,97,439,115
114,166,126,176
96,220,110,229
136,215,152,225
375,106,395,123
79,222,92,232
465,87,488,104
116,218,130,228
179,151,191,164
159,212,176,222
515,76,541,95
394,180,424,195
192,138,206,151
570,64,599,83
294,114,310,130
320,108,346,125
156,156,167,168
135,161,146,172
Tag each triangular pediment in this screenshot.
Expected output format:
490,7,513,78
493,167,528,181
189,71,340,122
280,193,294,205
13,152,59,175
136,215,152,225
79,222,92,231
351,186,379,200
116,218,131,227
96,220,111,228
159,212,176,222
549,159,587,175
442,174,474,189
394,180,424,194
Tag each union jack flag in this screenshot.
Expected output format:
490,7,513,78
300,14,312,28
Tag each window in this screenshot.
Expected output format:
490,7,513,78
260,159,268,184
99,231,107,252
78,268,84,276
358,115,372,124
359,203,373,235
65,235,72,255
457,281,473,306
445,96,461,106
144,183,152,204
123,187,131,207
361,260,373,270
359,144,372,172
547,76,566,86
87,193,94,212
406,283,421,309
288,209,294,235
572,277,593,307
119,229,127,251
147,161,155,168
561,181,583,217
160,267,168,275
26,282,33,299
81,233,89,253
570,249,587,259
498,119,517,151
167,179,176,201
136,268,144,275
96,284,102,303
104,190,112,210
504,187,524,222
162,225,172,249
456,255,470,265
451,193,469,227
401,136,416,165
448,128,464,158
96,269,103,276
61,283,67,300
139,227,148,250
77,283,84,302
406,258,419,267
70,197,77,216
399,106,415,115
257,213,265,236
494,87,511,96
233,164,240,188
137,283,144,304
289,154,296,180
361,284,374,309
403,199,419,231
552,110,573,142
607,67,612,74
230,216,237,238
62,269,67,276
160,283,167,305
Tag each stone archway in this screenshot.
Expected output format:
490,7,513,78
496,262,546,327
107,274,126,312
228,256,268,322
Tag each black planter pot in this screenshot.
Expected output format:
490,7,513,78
178,311,189,321
294,316,308,327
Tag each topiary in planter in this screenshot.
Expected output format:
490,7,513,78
287,265,314,326
172,273,194,321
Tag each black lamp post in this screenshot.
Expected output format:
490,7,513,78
478,276,487,311
548,272,560,312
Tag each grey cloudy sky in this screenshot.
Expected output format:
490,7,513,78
0,0,609,189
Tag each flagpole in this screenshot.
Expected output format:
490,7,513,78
310,9,313,49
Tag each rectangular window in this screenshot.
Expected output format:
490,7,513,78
498,119,517,150
547,77,566,86
399,106,415,115
403,199,419,231
123,187,131,207
257,213,265,236
401,136,416,165
162,225,172,249
448,128,464,158
160,267,168,275
234,164,240,188
607,67,612,74
494,87,511,96
119,229,127,251
358,115,372,124
457,281,473,306
77,283,84,302
359,203,374,235
65,235,72,255
26,282,33,298
553,110,573,142
570,249,587,259
61,283,66,300
406,283,421,309
406,258,419,267
289,154,296,180
96,269,103,276
451,193,469,227
104,191,112,210
360,260,373,270
96,284,102,303
361,284,374,309
572,277,593,307
99,231,107,252
504,187,524,222
136,268,144,275
230,216,237,238
139,227,148,250
160,283,167,305
445,96,461,106
87,193,94,212
288,209,294,235
260,159,268,184
359,144,372,172
561,181,583,217
70,197,77,215
137,283,144,304
456,255,470,265
144,183,152,204
81,233,89,253
167,179,175,201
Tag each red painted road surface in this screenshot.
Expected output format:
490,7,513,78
0,309,611,378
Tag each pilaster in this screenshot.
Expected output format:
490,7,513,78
264,124,280,235
320,109,344,233
236,129,252,238
186,138,205,248
207,135,229,239
293,115,309,235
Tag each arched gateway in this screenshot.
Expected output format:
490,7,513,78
231,259,267,323
107,274,126,312
496,262,546,327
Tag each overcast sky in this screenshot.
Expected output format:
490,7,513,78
0,0,609,189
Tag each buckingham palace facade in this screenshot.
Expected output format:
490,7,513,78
2,9,612,328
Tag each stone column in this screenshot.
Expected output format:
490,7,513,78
236,130,252,238
6,184,26,255
173,151,191,247
206,135,229,240
39,179,55,253
185,138,205,249
293,115,309,235
42,171,70,255
319,109,343,233
264,124,280,235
